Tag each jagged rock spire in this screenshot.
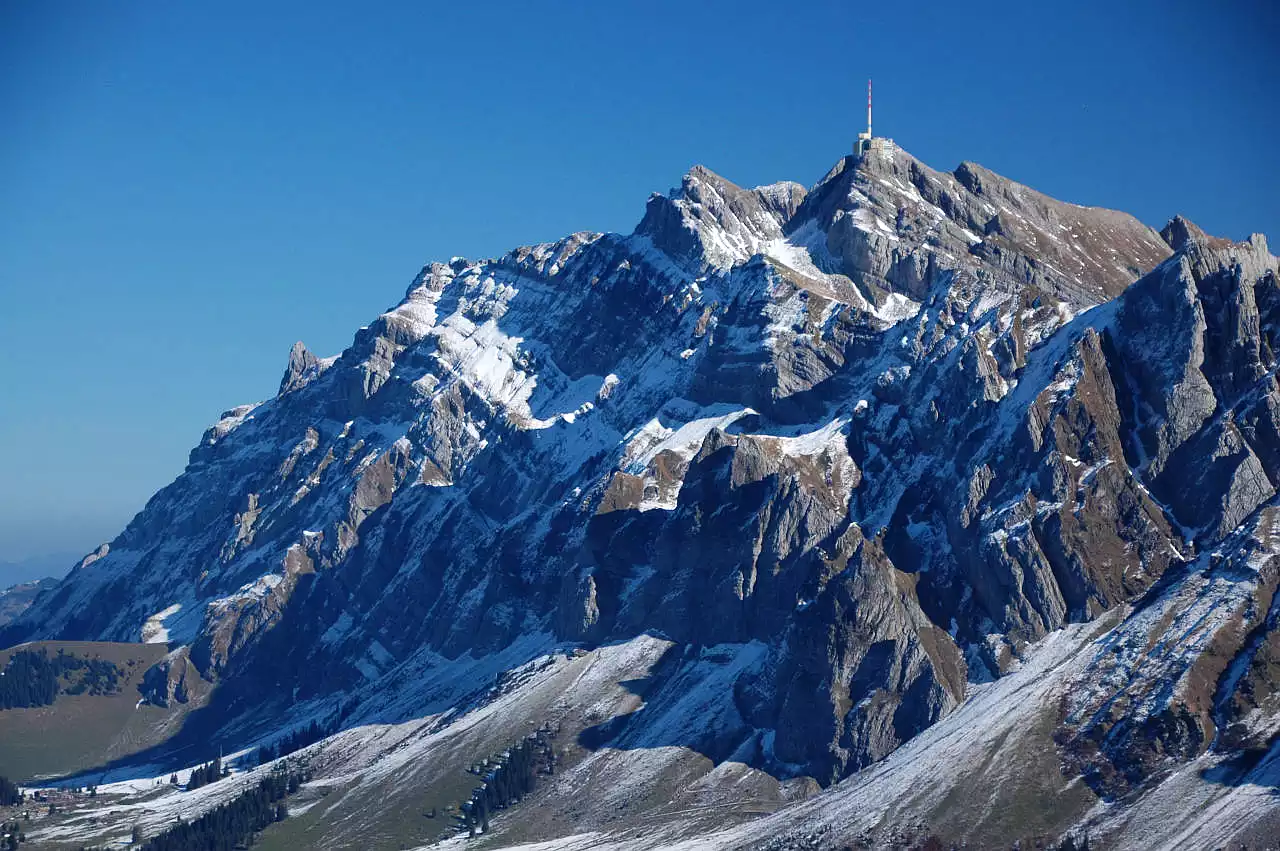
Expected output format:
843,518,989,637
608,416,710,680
278,340,321,396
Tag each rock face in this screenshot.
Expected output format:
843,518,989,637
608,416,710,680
6,142,1279,806
278,340,328,395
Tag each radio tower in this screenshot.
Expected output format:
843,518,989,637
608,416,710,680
867,78,873,138
855,78,873,156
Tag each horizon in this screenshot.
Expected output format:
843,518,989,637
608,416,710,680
1,0,1277,567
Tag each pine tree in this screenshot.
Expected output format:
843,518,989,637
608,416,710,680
0,776,22,807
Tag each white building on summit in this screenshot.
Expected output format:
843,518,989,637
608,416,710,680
855,78,893,157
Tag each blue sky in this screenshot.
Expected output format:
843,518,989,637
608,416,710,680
1,0,1276,569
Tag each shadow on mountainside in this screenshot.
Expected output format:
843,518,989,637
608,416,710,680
33,628,790,791
575,638,783,776
30,663,514,786
1199,737,1280,791
15,627,584,779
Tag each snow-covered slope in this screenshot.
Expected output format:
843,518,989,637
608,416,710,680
9,142,1280,848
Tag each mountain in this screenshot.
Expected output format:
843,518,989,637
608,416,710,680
0,577,56,628
7,141,1279,850
0,552,77,587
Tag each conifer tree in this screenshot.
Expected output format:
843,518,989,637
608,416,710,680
0,776,22,807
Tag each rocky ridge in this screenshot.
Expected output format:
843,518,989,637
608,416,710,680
6,141,1280,848
0,577,56,628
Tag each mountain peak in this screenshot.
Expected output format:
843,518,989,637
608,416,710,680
11,140,1280,851
633,164,806,270
1160,214,1216,250
278,340,322,396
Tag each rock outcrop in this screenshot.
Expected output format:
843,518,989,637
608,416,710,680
5,144,1277,807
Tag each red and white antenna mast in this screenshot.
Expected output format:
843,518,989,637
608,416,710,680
854,77,875,155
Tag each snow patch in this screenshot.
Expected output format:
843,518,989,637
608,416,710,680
141,604,181,644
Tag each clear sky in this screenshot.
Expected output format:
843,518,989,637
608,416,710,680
1,0,1277,568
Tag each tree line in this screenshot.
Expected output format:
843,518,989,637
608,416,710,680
0,648,123,709
908,831,1093,850
136,762,310,851
184,755,227,792
254,717,336,766
457,724,559,838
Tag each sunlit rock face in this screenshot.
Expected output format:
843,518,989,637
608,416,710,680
10,142,1280,799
